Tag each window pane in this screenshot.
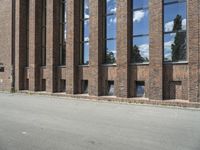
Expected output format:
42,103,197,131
83,42,89,64
136,81,145,97
64,23,67,42
60,0,67,65
106,15,116,38
107,81,115,96
133,9,149,35
107,0,116,14
164,0,187,62
131,36,149,63
164,32,186,62
41,0,46,66
106,40,116,64
81,0,90,65
82,80,88,94
61,44,66,65
84,20,89,41
64,2,67,42
84,0,89,19
164,1,187,32
133,0,148,9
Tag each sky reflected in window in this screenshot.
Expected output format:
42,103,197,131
131,0,149,63
105,0,117,64
81,0,90,65
164,0,187,62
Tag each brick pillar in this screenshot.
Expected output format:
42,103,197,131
149,0,163,100
89,0,103,96
116,0,131,98
199,0,200,102
15,0,28,90
66,0,80,94
46,0,60,93
28,0,42,91
188,0,200,102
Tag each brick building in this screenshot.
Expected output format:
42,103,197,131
0,0,200,102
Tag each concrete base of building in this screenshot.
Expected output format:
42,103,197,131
7,91,199,109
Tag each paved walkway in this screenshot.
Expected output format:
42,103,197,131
0,93,200,150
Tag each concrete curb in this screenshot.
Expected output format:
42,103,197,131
6,91,199,109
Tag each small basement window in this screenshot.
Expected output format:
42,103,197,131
25,79,29,90
135,81,145,97
81,80,88,94
41,79,46,91
0,64,4,72
107,80,115,96
60,79,66,92
169,81,182,100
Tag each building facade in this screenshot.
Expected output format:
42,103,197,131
0,0,200,102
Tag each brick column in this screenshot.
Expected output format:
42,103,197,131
15,0,28,90
188,0,200,102
149,0,163,100
46,0,60,93
116,0,131,98
199,0,200,102
89,0,103,96
28,0,42,91
66,0,80,94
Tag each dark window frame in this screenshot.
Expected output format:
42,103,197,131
26,0,29,67
41,0,46,66
59,0,67,66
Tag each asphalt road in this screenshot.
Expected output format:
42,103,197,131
0,93,200,150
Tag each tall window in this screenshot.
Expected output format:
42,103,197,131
26,0,29,67
131,0,149,63
41,0,46,66
80,0,90,65
59,0,67,65
164,0,187,62
104,0,117,64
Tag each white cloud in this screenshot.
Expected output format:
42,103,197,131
84,37,89,41
165,51,172,60
109,17,117,24
182,19,186,30
165,18,187,32
164,40,173,48
84,1,90,19
164,40,174,60
165,21,174,32
85,1,89,9
84,19,89,25
84,13,90,19
110,7,116,13
133,10,145,22
107,50,117,57
138,44,149,58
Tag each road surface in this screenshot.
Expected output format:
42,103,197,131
0,93,200,150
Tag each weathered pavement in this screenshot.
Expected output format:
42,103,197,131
0,93,200,150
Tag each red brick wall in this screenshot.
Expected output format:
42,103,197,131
0,0,199,102
0,0,12,91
